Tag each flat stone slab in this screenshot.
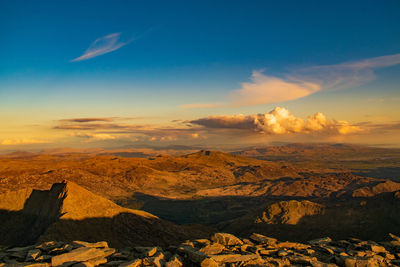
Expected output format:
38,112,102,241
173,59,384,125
51,247,115,266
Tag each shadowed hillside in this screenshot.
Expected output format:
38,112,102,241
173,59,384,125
0,181,211,248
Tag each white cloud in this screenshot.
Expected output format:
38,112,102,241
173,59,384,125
71,33,129,62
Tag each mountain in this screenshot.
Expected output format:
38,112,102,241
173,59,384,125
194,172,400,198
0,181,211,248
233,143,400,175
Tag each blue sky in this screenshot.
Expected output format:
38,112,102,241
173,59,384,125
1,0,400,150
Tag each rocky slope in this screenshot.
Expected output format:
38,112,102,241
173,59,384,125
0,181,211,248
1,232,400,266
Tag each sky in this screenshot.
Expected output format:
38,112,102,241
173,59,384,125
1,0,400,151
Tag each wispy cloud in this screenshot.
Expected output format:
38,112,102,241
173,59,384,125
71,33,129,62
57,117,141,123
230,71,320,107
182,53,400,108
54,118,204,143
292,53,400,91
59,117,115,123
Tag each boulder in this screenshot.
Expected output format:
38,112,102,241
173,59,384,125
211,233,243,246
200,243,225,255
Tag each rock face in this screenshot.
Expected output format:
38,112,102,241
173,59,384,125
1,233,400,266
0,181,210,248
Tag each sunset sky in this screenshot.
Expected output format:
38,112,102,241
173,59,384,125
1,0,400,151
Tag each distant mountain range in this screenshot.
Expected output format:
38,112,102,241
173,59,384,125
1,144,400,246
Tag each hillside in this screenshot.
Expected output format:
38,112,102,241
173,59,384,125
0,150,300,199
219,191,400,242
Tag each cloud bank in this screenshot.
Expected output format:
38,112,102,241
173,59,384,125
190,107,362,135
71,33,128,62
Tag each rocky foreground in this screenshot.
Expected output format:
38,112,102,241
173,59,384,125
2,233,400,267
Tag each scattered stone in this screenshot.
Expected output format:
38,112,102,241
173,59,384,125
370,244,387,253
25,249,41,261
7,245,36,252
146,252,165,267
177,245,207,263
200,258,219,267
341,256,380,267
200,243,225,255
277,250,288,257
1,235,398,267
211,233,243,246
118,259,142,267
134,246,160,257
390,233,400,241
51,247,115,266
308,237,332,245
49,244,74,255
314,246,335,255
165,254,183,267
250,233,277,246
105,260,126,266
72,241,109,249
23,264,50,267
194,239,211,246
242,238,255,245
278,241,309,249
36,241,65,252
209,253,260,263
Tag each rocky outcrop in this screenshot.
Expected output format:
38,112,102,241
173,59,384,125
352,180,400,197
1,233,400,266
255,200,324,224
0,181,211,248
